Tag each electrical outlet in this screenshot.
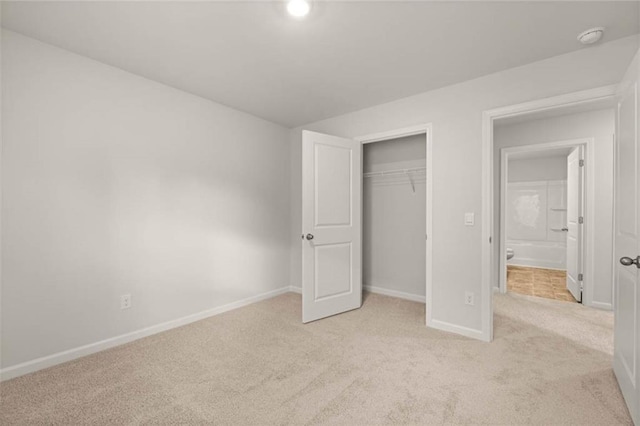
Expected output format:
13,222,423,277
465,292,475,306
120,294,131,310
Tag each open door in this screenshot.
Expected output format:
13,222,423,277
566,146,584,302
302,130,362,323
614,82,639,424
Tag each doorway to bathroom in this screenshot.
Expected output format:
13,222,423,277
493,103,616,309
499,141,588,303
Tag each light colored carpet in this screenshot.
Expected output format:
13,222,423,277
0,291,630,425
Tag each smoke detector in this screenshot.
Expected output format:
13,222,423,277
577,27,605,45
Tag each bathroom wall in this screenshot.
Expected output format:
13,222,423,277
363,135,426,299
508,156,567,182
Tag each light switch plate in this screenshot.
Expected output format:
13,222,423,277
464,212,475,226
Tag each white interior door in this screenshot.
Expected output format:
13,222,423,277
614,82,639,425
302,130,362,323
566,146,584,302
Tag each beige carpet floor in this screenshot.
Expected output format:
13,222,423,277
0,292,630,425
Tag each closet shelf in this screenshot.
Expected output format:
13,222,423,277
363,167,426,193
363,167,426,179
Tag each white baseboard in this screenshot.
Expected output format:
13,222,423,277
364,285,425,303
289,284,424,303
289,285,302,294
0,286,293,382
274,286,485,342
428,319,486,341
590,300,613,311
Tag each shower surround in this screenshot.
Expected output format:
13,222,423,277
506,180,567,270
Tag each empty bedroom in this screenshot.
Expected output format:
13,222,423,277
1,1,639,424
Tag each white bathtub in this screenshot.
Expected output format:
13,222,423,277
506,240,566,270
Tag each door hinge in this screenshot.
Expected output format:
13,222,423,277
578,273,583,282
489,237,492,243
578,216,584,224
579,159,584,167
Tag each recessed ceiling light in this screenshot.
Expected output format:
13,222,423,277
577,27,605,45
287,0,311,18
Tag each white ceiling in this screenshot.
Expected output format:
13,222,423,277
2,1,638,127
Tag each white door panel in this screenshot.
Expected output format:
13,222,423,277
614,81,639,425
314,242,352,300
315,143,352,226
566,147,583,302
302,130,362,323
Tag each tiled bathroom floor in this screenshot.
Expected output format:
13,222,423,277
507,266,577,303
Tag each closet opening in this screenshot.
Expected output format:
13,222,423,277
361,132,428,311
299,125,432,325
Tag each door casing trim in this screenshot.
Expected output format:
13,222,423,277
482,84,618,342
356,124,434,328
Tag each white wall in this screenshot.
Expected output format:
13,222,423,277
1,31,291,370
289,35,637,336
363,135,426,298
508,156,567,182
494,108,615,308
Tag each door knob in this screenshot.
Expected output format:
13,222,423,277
620,256,640,268
305,233,314,240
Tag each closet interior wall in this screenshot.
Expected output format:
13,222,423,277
363,134,427,299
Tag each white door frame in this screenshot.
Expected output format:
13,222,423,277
481,84,617,342
355,124,434,325
499,138,594,306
